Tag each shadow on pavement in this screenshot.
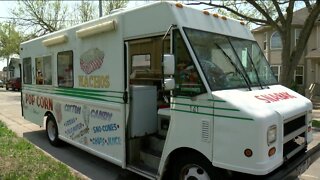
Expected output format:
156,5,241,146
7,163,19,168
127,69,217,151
23,130,145,180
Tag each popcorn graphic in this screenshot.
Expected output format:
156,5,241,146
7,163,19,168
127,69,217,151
80,48,104,74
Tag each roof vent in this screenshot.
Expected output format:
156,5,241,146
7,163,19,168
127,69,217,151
110,8,125,14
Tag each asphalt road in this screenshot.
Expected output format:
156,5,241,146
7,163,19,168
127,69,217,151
0,88,146,180
0,88,319,180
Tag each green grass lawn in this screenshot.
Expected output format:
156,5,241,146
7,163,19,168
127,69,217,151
0,121,82,180
312,120,320,128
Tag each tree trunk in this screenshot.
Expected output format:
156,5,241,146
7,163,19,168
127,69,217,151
280,62,295,88
279,28,294,88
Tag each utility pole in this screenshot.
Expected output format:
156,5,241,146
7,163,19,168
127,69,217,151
99,0,102,17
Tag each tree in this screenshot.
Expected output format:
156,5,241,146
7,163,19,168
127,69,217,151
11,0,69,36
103,0,128,15
188,0,320,87
0,22,23,81
0,23,21,56
74,0,97,23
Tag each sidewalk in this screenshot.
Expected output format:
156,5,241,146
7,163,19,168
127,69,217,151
0,111,40,137
300,110,320,180
312,109,320,120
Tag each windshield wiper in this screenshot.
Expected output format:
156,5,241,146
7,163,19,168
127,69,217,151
215,44,252,91
246,50,264,89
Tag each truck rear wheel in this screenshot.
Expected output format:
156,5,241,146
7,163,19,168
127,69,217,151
46,115,61,146
172,152,226,180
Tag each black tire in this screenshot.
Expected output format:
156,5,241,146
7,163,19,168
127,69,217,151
172,152,227,180
46,115,62,146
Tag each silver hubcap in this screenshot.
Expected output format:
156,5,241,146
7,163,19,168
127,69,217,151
47,120,57,141
180,164,210,180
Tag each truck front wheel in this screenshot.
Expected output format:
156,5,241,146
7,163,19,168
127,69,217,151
172,152,226,180
46,115,61,146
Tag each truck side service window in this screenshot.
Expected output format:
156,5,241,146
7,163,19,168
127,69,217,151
35,56,52,85
173,30,206,97
23,57,32,84
57,51,74,87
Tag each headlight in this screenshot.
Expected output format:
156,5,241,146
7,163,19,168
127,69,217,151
267,125,277,145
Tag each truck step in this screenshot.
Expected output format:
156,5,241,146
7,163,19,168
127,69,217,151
140,148,161,170
127,163,157,180
144,135,165,152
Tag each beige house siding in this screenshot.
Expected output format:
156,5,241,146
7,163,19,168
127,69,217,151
254,32,265,50
307,27,318,52
269,50,282,64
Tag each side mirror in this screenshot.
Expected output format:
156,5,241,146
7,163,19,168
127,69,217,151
163,54,175,75
164,78,175,91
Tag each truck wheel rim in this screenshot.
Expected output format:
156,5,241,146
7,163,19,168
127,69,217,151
47,120,57,141
180,164,210,180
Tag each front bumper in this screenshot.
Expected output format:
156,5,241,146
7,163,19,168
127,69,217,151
262,143,320,180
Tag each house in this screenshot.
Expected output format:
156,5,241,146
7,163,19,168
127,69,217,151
252,7,320,96
8,57,20,79
0,71,5,82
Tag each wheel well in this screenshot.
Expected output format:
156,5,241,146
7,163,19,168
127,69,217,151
162,148,232,179
44,111,55,127
161,147,211,179
169,147,210,163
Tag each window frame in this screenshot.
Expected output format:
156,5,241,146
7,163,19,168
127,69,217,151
263,32,267,50
270,65,281,82
35,55,52,85
294,65,304,85
57,50,74,88
22,57,32,84
295,28,302,46
270,31,282,50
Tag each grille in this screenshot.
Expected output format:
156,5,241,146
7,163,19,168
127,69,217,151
283,115,307,160
283,132,306,159
284,115,305,136
201,120,210,143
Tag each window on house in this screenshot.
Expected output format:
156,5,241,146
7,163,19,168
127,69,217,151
57,51,73,87
23,57,32,84
270,31,282,49
294,65,304,85
9,71,14,78
35,56,52,85
270,65,281,82
295,29,301,46
263,32,267,50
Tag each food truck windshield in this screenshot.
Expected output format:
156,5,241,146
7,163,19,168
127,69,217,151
183,27,278,91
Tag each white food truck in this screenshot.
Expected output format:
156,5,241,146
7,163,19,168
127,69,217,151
20,2,320,179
